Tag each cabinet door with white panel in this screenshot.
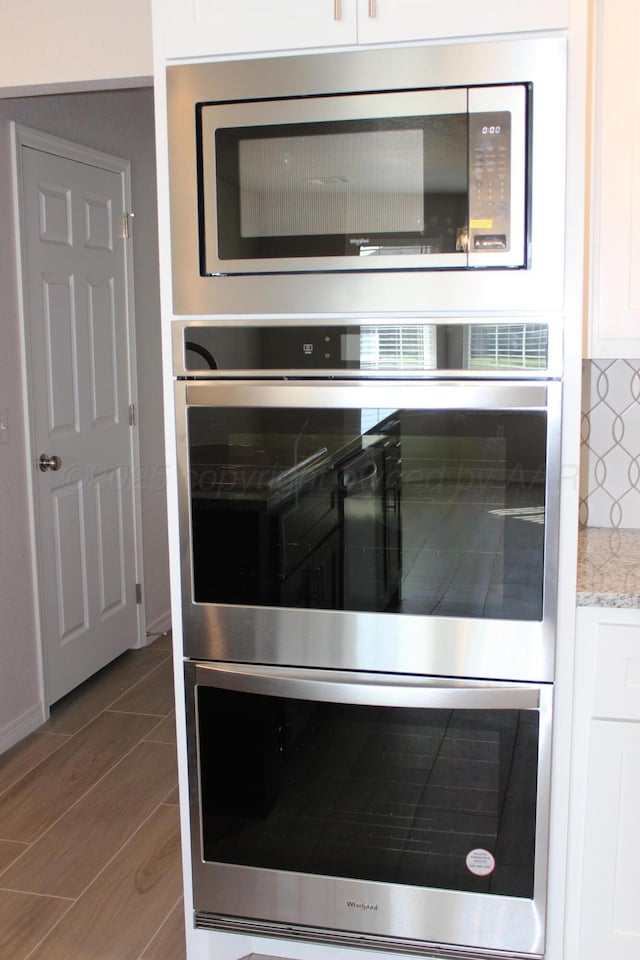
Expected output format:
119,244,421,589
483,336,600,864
356,0,569,46
587,0,640,357
154,0,569,62
153,0,357,61
565,608,640,960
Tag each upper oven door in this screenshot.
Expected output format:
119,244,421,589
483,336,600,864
175,377,561,682
199,84,526,275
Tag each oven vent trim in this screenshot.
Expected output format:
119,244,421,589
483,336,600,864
194,913,543,960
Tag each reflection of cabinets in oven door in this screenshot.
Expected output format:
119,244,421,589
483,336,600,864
279,528,341,610
340,433,402,612
277,473,341,609
382,433,402,607
191,468,341,608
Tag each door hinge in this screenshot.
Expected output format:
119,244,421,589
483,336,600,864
129,403,136,426
135,583,142,605
122,212,135,238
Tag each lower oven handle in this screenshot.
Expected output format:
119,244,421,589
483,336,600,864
193,662,542,710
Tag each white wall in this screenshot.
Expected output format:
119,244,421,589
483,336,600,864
0,0,152,95
0,86,169,750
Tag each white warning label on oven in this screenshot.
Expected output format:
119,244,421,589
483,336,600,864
466,848,496,877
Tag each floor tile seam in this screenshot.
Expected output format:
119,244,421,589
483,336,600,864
0,732,73,803
0,884,75,902
43,796,178,910
136,892,185,960
0,839,33,885
108,653,173,707
143,711,177,745
160,781,180,805
0,725,161,848
0,740,178,897
107,706,169,719
20,892,78,960
46,651,172,737
143,736,176,752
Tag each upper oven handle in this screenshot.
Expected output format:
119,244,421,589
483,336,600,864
193,662,542,711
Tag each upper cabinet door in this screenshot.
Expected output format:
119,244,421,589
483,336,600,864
587,0,640,358
154,0,569,61
155,0,357,60
355,0,569,45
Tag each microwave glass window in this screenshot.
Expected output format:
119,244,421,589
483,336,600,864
187,406,546,620
213,115,469,260
196,685,538,899
238,130,425,238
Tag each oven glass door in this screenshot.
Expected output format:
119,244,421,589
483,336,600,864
199,85,526,274
177,379,560,679
186,390,550,620
188,662,550,956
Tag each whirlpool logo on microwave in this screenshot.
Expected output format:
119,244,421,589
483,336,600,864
346,899,379,913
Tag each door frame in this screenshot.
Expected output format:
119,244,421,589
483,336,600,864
10,122,146,714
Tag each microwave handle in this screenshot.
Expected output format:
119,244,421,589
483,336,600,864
193,662,541,711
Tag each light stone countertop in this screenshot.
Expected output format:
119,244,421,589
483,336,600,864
577,527,640,608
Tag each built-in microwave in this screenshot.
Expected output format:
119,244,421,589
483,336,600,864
166,37,566,315
200,84,526,274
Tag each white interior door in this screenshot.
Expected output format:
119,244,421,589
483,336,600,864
15,128,144,705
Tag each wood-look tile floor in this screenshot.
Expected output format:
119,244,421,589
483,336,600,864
0,633,186,960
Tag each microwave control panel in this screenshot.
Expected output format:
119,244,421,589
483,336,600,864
467,111,511,252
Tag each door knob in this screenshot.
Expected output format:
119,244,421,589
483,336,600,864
39,453,62,472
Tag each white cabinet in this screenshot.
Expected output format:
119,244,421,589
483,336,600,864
579,722,640,960
153,0,569,62
566,608,640,960
587,0,640,357
356,0,568,46
153,0,356,61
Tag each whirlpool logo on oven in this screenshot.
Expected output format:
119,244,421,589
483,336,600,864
346,899,379,913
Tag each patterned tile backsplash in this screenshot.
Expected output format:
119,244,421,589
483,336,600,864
581,359,640,529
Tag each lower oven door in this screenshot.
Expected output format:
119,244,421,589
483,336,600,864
186,661,551,959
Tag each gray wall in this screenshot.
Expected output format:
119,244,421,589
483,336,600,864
0,86,169,747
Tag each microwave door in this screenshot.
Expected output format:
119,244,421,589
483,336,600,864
467,84,528,269
199,87,470,275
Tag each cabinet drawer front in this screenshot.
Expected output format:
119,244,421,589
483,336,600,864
594,622,640,721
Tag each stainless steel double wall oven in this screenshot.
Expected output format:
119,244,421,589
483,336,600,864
167,30,567,960
174,318,561,960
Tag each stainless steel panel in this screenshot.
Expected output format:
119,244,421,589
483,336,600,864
184,379,549,409
183,604,556,682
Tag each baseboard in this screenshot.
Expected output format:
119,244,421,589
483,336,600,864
145,608,172,639
0,702,46,755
